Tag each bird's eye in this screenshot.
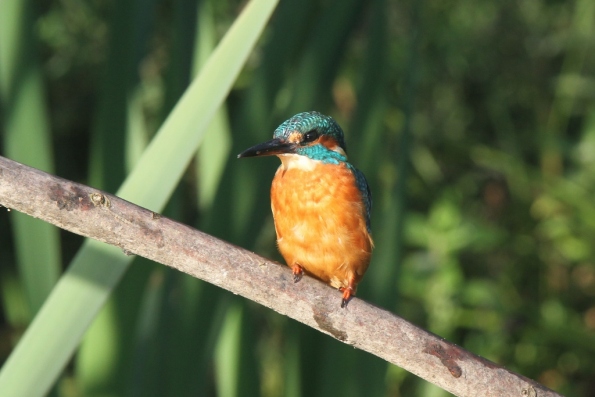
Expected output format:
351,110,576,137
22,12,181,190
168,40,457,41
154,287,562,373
302,129,319,143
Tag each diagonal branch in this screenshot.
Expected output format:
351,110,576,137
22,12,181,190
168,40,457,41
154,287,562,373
0,155,562,397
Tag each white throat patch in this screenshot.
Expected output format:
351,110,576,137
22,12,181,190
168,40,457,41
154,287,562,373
277,154,319,171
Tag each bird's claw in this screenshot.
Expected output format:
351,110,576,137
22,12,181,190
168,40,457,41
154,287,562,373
340,286,354,308
292,266,303,283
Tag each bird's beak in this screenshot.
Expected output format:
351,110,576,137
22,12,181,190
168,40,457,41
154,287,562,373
237,138,296,158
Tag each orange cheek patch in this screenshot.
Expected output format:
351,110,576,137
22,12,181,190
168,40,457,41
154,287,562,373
318,135,337,148
287,131,302,144
318,136,345,155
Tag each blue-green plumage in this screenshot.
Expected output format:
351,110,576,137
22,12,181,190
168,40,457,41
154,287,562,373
352,167,372,233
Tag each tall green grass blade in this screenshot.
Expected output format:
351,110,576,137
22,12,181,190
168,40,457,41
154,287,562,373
161,0,199,118
283,329,302,397
161,278,220,397
3,241,128,395
124,266,166,397
77,257,158,396
126,87,151,173
285,0,364,114
195,0,232,211
214,303,243,397
88,0,158,192
196,106,232,210
0,273,29,327
0,0,61,316
0,1,278,396
237,0,316,124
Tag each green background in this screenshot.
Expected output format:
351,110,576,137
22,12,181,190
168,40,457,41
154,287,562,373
1,0,594,396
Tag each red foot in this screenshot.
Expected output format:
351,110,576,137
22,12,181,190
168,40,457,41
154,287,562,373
340,286,354,308
292,265,303,283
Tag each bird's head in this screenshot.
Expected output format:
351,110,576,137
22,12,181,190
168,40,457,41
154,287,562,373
237,112,348,163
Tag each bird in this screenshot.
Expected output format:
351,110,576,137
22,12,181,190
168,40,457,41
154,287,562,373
237,111,373,308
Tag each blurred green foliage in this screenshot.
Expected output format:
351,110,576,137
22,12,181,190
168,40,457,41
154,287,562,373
1,0,595,396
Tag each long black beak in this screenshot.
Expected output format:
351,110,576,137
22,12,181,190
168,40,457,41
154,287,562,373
237,138,296,158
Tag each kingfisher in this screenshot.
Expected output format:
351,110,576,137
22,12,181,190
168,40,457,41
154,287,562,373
238,111,373,308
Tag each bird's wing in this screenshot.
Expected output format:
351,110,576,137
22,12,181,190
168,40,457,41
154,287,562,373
353,167,372,233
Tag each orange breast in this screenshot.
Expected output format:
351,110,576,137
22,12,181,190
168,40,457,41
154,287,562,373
270,157,373,291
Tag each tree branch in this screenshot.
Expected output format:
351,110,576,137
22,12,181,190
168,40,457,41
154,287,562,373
0,155,562,397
